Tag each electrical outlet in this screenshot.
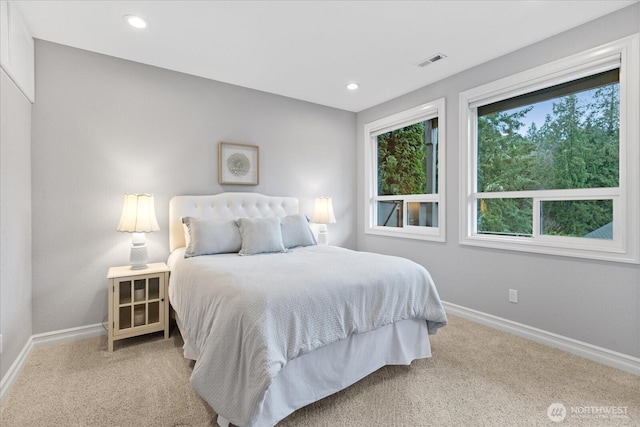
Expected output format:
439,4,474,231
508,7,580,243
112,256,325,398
509,289,518,304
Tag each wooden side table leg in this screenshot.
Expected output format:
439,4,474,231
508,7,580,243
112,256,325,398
164,273,170,339
108,282,114,352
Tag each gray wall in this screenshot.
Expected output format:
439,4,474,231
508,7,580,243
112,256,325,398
356,4,640,358
0,69,32,380
31,41,356,334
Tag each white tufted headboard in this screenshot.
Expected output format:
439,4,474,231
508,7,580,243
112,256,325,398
169,193,299,252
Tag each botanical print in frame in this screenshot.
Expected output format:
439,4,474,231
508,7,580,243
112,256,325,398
218,142,259,185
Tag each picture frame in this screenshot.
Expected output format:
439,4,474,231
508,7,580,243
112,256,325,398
218,142,260,185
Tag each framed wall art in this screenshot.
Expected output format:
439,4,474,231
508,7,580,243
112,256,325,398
218,142,259,185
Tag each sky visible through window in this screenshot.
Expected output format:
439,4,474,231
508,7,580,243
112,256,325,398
513,90,599,136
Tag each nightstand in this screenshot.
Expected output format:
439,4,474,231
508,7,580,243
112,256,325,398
107,262,170,352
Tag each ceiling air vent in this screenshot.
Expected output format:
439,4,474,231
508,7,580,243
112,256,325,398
416,53,447,68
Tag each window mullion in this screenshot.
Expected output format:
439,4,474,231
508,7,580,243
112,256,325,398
476,188,620,200
532,197,541,238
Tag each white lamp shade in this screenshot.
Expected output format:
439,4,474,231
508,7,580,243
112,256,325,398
116,193,160,233
311,197,336,224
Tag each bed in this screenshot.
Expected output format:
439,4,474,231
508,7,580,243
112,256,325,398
167,192,447,427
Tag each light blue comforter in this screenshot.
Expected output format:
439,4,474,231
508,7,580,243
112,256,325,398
169,245,447,426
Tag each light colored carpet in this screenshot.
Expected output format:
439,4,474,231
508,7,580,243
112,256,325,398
1,315,638,426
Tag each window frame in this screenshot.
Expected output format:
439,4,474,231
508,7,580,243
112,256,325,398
364,98,446,241
459,34,640,263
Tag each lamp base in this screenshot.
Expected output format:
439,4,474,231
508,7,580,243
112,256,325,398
130,245,149,269
317,224,329,245
129,233,149,269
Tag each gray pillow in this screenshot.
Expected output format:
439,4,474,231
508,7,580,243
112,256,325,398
237,217,286,255
281,214,317,248
182,216,242,257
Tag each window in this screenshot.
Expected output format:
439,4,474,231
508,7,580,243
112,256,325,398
364,98,445,241
460,35,639,263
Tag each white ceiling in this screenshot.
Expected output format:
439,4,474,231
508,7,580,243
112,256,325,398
12,0,637,112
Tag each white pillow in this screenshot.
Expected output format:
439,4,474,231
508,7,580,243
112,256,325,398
236,217,286,255
281,214,317,248
182,216,242,257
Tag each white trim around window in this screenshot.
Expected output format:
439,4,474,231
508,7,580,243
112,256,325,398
459,34,640,263
364,98,446,241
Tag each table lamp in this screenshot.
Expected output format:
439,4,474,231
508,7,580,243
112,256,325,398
116,193,160,269
311,196,336,245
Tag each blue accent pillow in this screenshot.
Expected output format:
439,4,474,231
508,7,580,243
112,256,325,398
182,217,241,257
281,214,317,248
236,217,286,255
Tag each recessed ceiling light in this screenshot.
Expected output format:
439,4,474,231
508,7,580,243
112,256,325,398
346,83,359,91
124,15,147,29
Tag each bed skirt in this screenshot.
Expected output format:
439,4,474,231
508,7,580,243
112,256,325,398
215,317,431,427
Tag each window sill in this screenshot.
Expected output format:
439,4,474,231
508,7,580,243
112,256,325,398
460,234,638,264
366,226,445,242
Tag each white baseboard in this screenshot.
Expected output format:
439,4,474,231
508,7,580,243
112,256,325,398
0,323,106,404
443,301,640,376
0,336,33,405
31,323,105,348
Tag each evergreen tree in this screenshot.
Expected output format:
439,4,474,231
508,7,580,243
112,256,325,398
377,123,426,195
477,107,536,235
539,87,618,236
